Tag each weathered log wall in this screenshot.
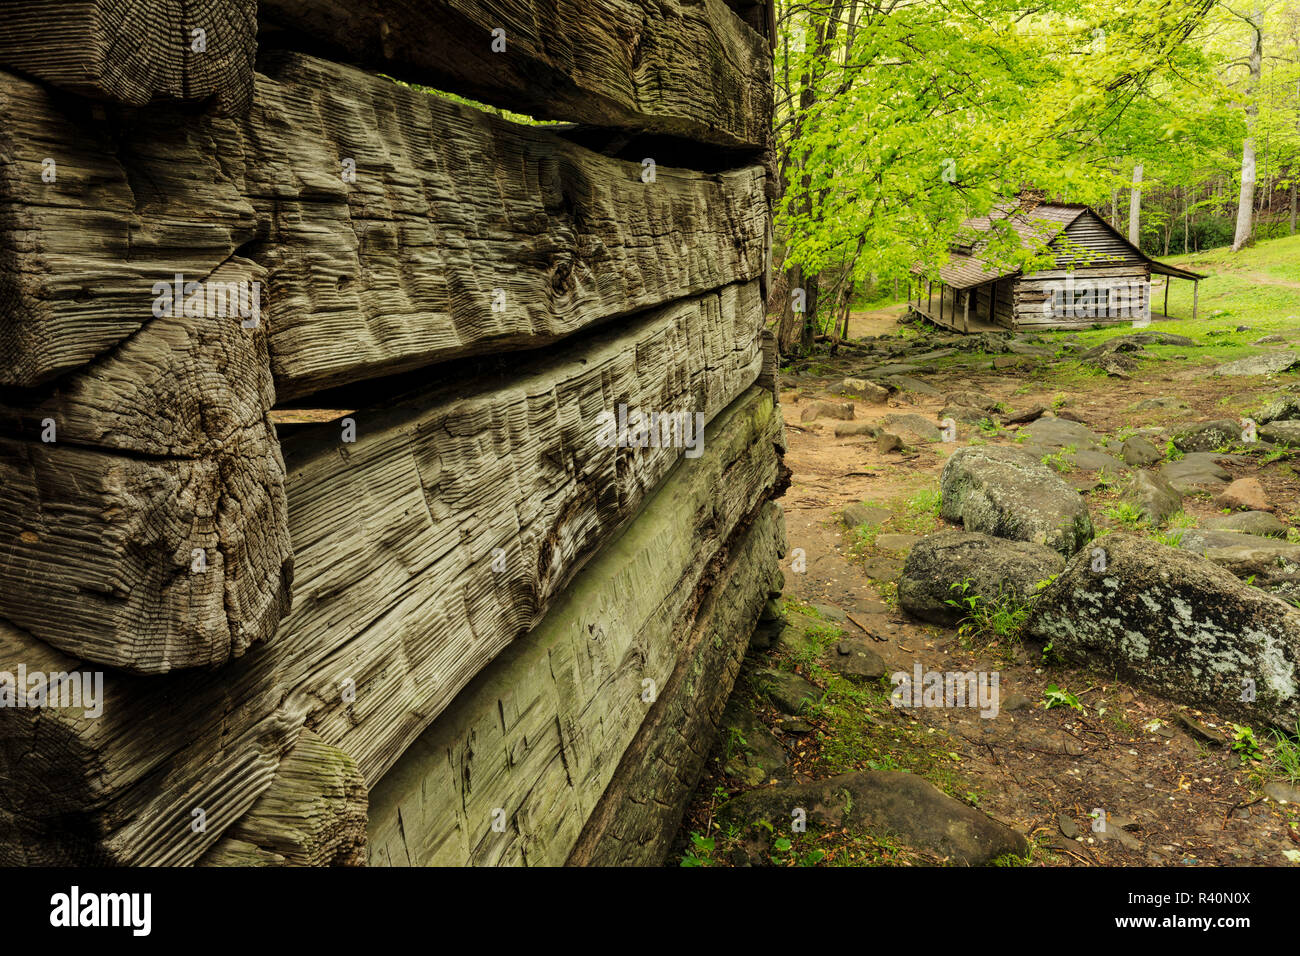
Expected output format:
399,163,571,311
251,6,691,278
367,388,785,865
0,0,780,866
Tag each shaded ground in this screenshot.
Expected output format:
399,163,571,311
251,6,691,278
673,273,1300,867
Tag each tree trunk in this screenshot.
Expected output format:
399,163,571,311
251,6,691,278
1233,8,1263,252
1128,162,1143,247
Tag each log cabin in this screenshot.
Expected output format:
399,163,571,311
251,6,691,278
909,202,1206,332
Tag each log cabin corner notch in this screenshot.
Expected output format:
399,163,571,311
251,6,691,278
908,201,1206,332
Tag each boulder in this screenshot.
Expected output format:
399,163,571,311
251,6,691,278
753,669,825,716
822,639,886,680
898,531,1064,625
1214,351,1300,376
947,390,998,411
1160,454,1231,494
939,445,1094,556
1025,534,1300,728
1022,417,1104,451
801,401,855,422
1217,477,1270,512
1256,396,1300,425
1173,420,1241,453
884,413,942,443
717,771,1028,865
1260,421,1300,447
1203,511,1289,538
1121,436,1163,467
1000,406,1046,426
941,404,990,425
841,503,892,528
887,375,943,398
837,378,889,403
1125,470,1182,524
833,421,879,438
1133,396,1188,412
878,431,904,453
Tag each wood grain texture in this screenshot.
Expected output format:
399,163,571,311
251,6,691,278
0,1,256,112
0,258,292,673
567,501,785,866
198,730,367,866
259,0,771,149
250,53,769,400
366,387,785,866
0,54,767,396
0,68,258,386
0,285,766,865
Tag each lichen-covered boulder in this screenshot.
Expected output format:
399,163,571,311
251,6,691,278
1025,534,1300,729
939,445,1094,556
899,531,1064,625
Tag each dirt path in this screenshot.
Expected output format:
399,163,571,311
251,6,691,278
675,333,1300,867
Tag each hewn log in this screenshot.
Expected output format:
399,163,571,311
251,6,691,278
0,283,765,865
0,258,292,673
0,1,256,113
366,388,785,865
567,503,784,866
259,0,771,150
0,55,767,395
198,730,367,866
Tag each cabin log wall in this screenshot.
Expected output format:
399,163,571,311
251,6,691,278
0,0,780,866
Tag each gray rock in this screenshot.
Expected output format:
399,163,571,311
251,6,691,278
1083,332,1196,357
812,604,848,622
717,771,1029,865
842,503,892,528
1025,534,1300,729
941,404,990,425
1254,335,1289,345
887,375,944,398
1256,396,1300,425
753,669,825,716
1260,421,1300,447
1001,406,1046,426
1069,449,1125,473
722,703,789,782
947,390,998,411
1214,351,1300,376
1058,814,1081,839
1122,436,1163,467
1133,396,1188,412
898,531,1065,625
878,431,904,453
801,401,855,422
1004,694,1032,711
1264,781,1300,804
837,378,890,403
940,445,1095,556
823,639,886,680
866,363,922,377
1203,512,1289,538
1160,454,1231,494
1022,417,1104,451
1173,420,1241,453
875,533,923,552
834,421,880,438
884,413,942,443
1126,470,1182,524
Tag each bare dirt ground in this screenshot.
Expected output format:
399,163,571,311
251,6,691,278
675,322,1300,867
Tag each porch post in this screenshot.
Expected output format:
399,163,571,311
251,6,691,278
1163,277,1169,319
1192,280,1199,321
